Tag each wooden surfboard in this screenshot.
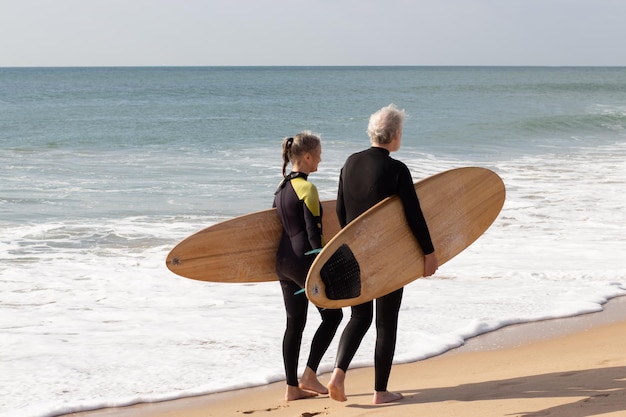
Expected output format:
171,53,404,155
305,167,505,309
166,200,341,283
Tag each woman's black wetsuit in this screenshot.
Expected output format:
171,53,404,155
335,147,434,392
274,171,343,387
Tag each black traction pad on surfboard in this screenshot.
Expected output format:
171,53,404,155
320,244,361,300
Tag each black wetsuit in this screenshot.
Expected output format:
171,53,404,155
335,147,434,392
274,172,343,387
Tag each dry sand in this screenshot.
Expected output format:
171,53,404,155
65,296,626,417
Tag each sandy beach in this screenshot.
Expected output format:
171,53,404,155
65,296,626,417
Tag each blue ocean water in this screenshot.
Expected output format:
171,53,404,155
1,67,625,417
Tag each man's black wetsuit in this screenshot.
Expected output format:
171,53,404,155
274,172,342,387
335,147,434,392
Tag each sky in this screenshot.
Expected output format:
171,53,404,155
1,0,625,67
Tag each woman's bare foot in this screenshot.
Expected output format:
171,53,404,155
299,366,328,394
285,385,318,401
327,368,347,402
372,390,404,404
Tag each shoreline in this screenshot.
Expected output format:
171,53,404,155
64,295,626,417
449,294,626,353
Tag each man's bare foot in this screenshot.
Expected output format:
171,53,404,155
372,390,404,404
299,367,328,394
285,385,318,401
327,368,347,402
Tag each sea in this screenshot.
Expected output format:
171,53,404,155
1,66,625,417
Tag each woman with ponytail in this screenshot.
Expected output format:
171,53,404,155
273,131,343,401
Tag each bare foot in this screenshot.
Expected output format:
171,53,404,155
285,385,318,401
327,368,347,402
372,390,404,404
299,367,328,394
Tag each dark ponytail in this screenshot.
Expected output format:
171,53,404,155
281,137,294,176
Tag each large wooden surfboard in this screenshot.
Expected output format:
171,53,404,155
305,167,505,309
166,200,341,283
